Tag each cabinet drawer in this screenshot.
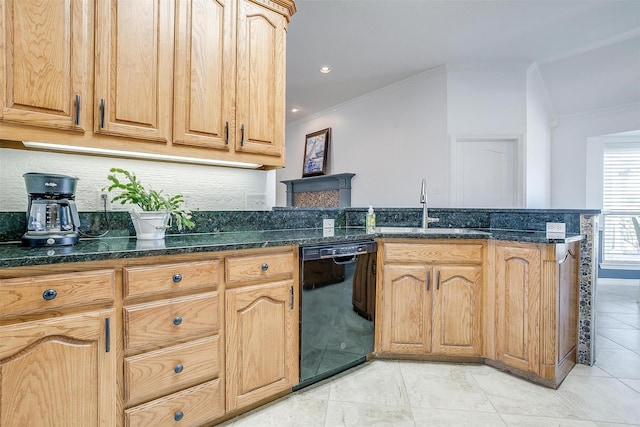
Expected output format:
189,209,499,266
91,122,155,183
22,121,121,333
226,251,294,285
384,242,483,264
124,292,219,352
0,270,115,319
125,336,220,406
124,260,219,298
124,378,223,427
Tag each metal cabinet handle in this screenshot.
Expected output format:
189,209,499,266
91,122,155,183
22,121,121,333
436,271,441,290
173,273,182,283
99,98,105,128
426,271,430,291
174,411,184,421
42,289,57,300
261,263,268,271
173,316,183,326
105,317,111,353
289,285,294,310
174,363,184,374
225,121,229,145
240,124,245,146
75,94,80,125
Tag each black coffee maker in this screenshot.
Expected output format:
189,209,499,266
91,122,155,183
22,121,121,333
22,173,81,247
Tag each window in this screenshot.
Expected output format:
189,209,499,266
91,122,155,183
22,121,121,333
602,143,640,263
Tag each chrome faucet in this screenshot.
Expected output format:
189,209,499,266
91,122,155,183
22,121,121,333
420,178,439,229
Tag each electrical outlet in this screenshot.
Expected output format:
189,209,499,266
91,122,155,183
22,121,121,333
245,193,266,210
97,191,111,211
547,222,566,238
546,222,566,233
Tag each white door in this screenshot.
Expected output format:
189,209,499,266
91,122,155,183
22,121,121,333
453,139,518,208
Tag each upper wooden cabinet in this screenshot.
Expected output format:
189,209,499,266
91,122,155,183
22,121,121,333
174,0,287,157
173,0,235,150
0,0,295,168
94,0,174,142
234,0,287,157
0,0,91,131
94,0,291,161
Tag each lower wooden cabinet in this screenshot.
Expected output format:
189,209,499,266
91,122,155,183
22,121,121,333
432,265,483,355
493,240,580,386
123,260,223,426
0,238,580,424
377,241,483,357
0,309,116,427
124,379,223,427
225,279,298,411
124,336,220,407
495,243,542,373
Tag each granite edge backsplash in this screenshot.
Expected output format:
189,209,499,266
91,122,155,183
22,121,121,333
0,207,598,243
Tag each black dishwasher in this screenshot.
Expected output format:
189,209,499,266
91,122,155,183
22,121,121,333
295,240,377,390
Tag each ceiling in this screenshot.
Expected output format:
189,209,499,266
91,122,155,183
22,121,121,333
285,0,640,123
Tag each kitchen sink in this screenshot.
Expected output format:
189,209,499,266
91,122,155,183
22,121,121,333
374,227,490,235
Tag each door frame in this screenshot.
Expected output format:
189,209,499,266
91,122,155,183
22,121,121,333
449,134,525,208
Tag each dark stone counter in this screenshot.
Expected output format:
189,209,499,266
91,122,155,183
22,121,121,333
0,227,582,269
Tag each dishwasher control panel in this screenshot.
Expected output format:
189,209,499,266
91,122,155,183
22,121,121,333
301,241,377,261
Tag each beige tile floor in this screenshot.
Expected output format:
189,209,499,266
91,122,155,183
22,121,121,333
219,282,640,426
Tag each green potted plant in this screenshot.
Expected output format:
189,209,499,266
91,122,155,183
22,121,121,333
104,168,194,239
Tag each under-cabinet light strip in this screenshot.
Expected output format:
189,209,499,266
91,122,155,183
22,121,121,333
21,141,263,169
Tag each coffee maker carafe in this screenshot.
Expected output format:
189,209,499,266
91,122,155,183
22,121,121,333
22,173,81,247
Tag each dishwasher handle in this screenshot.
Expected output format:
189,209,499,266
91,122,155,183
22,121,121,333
332,255,359,265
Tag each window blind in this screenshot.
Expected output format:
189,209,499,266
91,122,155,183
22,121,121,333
602,144,640,262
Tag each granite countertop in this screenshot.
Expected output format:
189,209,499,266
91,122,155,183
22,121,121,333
0,227,583,269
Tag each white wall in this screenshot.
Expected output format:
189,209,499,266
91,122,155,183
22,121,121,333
280,63,555,209
447,63,527,135
525,65,553,208
446,63,529,208
551,104,640,208
279,68,449,208
0,148,274,212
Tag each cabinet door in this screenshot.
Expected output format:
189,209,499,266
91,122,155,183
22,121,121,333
431,265,482,356
94,0,174,142
173,0,234,150
235,0,287,158
557,242,579,364
495,245,541,373
378,264,430,354
225,280,297,411
0,310,116,427
0,0,90,131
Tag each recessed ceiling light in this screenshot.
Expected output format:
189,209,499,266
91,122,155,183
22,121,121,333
291,108,299,113
319,66,331,74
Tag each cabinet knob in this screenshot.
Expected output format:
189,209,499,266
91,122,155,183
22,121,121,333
261,263,269,271
42,289,57,301
174,411,184,421
173,316,183,326
174,363,184,374
173,273,183,283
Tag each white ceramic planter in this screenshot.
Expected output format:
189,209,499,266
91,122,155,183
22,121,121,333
129,210,170,240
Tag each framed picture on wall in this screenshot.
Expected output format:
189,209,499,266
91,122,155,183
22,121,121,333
302,128,331,177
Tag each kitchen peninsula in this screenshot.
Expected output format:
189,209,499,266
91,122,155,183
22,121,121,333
0,207,598,426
